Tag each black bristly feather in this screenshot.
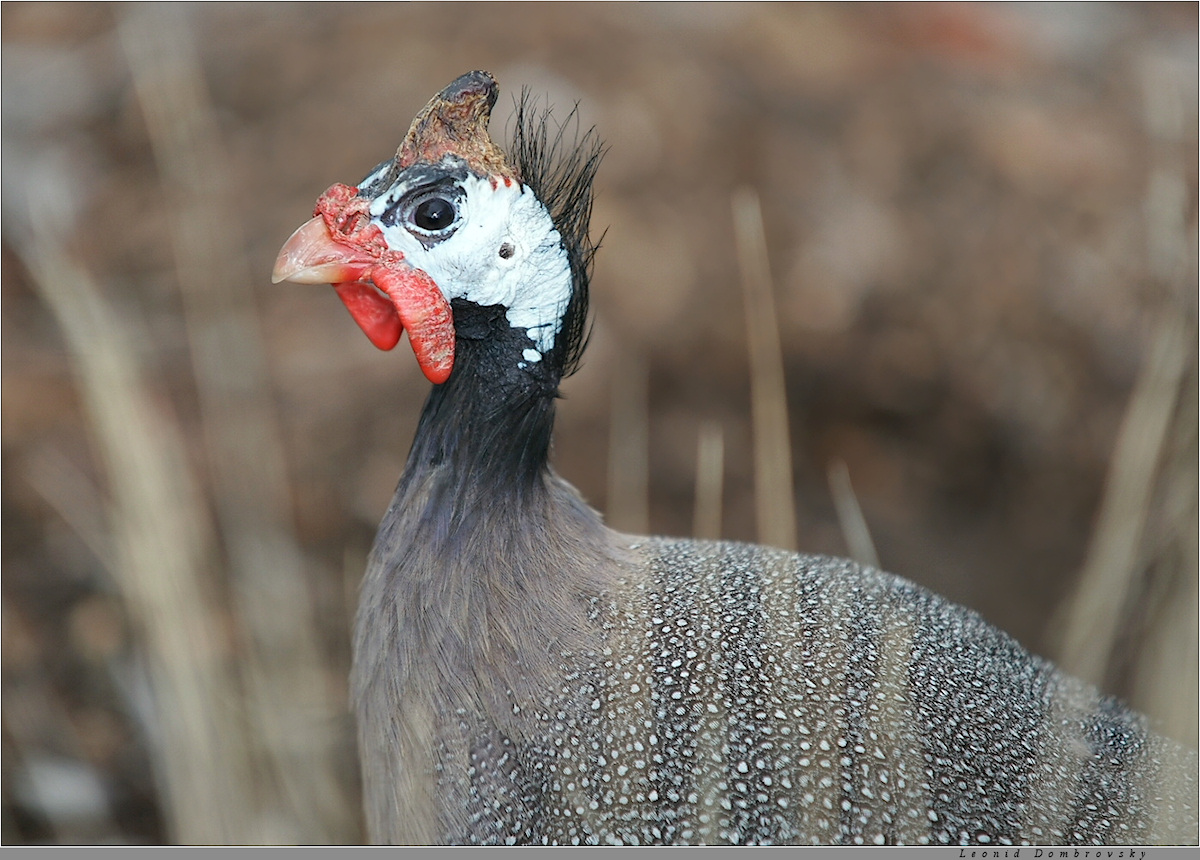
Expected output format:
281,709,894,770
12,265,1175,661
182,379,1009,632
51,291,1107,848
509,90,605,379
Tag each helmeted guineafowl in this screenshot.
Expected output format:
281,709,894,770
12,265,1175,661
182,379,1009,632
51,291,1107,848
274,70,1198,846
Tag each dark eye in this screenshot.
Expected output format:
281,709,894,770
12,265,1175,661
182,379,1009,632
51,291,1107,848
412,196,457,232
377,178,464,244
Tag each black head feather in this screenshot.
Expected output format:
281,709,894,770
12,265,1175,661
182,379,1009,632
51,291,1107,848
508,91,605,379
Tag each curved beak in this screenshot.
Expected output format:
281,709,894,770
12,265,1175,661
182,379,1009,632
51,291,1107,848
272,215,374,285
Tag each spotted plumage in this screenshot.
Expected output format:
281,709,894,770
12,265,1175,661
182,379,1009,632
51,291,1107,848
275,71,1198,846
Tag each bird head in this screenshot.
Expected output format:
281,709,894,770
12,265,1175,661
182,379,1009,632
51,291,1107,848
273,71,599,385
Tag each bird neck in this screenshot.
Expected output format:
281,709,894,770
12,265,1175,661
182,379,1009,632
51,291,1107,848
366,300,616,720
403,300,561,497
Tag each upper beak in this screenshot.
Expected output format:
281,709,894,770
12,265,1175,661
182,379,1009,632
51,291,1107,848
272,215,375,285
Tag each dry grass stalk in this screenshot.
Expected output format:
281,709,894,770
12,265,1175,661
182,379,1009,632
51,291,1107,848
1118,44,1199,747
827,459,880,569
692,421,725,541
1053,314,1190,689
8,195,255,843
733,187,797,552
118,5,354,842
607,350,650,534
21,447,114,576
1054,53,1197,740
1129,352,1198,747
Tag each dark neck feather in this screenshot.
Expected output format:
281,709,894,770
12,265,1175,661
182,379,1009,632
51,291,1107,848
402,300,560,503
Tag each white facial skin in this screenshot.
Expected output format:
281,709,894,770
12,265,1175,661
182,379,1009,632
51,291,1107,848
368,169,572,364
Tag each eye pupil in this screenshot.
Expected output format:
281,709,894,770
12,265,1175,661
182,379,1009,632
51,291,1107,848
413,196,455,231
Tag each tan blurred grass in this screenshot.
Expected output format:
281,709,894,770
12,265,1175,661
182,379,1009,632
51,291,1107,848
2,2,1195,843
7,179,257,842
118,6,355,841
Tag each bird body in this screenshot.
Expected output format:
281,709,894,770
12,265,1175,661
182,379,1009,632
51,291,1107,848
275,71,1198,846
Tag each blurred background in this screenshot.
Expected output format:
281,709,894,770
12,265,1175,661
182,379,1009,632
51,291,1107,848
2,2,1196,845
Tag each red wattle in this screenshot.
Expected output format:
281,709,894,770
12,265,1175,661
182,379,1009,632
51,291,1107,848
372,264,456,384
332,281,404,351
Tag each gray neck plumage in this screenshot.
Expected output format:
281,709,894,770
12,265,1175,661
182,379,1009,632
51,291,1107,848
353,296,624,845
368,298,615,716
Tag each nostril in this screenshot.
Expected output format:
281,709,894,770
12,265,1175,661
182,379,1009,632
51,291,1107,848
499,242,515,259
